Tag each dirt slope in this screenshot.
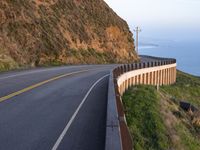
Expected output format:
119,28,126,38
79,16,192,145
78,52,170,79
0,0,138,70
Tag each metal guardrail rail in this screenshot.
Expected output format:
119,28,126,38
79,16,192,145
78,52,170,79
105,56,177,150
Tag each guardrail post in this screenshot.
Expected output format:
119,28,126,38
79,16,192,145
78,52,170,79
139,63,142,69
163,61,166,65
147,62,150,68
124,65,127,73
120,66,123,75
127,64,131,71
143,62,146,68
113,69,117,78
126,65,129,72
135,63,138,69
131,64,134,70
151,62,154,67
117,68,119,78
120,66,123,74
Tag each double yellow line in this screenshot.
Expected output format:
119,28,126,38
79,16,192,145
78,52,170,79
0,69,90,103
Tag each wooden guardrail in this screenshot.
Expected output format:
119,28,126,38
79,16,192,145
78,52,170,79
105,56,177,150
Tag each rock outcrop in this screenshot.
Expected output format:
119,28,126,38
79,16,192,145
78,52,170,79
0,0,138,70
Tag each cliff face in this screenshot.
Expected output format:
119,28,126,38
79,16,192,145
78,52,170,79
0,0,138,70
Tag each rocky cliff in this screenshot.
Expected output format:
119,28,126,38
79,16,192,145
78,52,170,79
0,0,138,70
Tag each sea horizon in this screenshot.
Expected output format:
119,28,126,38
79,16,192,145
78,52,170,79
139,39,200,76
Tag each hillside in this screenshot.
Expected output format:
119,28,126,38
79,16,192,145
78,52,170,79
123,71,200,150
0,0,138,70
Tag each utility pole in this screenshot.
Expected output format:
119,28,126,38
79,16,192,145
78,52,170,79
133,27,141,54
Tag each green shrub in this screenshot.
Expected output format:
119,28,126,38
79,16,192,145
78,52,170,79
123,86,170,150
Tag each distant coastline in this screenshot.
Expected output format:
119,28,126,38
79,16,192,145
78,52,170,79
139,45,158,49
139,42,159,49
139,40,200,76
139,46,158,50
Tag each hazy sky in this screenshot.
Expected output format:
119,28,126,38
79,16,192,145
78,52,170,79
104,0,200,41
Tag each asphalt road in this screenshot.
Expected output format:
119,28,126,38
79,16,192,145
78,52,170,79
0,56,161,150
0,65,116,150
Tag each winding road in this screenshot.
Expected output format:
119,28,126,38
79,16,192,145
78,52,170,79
0,56,160,150
0,65,116,150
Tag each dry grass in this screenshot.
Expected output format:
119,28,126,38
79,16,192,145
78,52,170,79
0,0,137,71
123,71,200,150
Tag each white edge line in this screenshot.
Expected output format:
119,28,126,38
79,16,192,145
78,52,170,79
51,74,110,150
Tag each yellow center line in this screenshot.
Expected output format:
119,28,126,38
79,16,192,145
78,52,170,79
0,69,91,103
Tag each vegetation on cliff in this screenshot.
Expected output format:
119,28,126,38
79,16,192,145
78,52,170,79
0,0,137,71
123,71,200,150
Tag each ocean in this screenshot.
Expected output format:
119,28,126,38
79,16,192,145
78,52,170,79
139,40,200,76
